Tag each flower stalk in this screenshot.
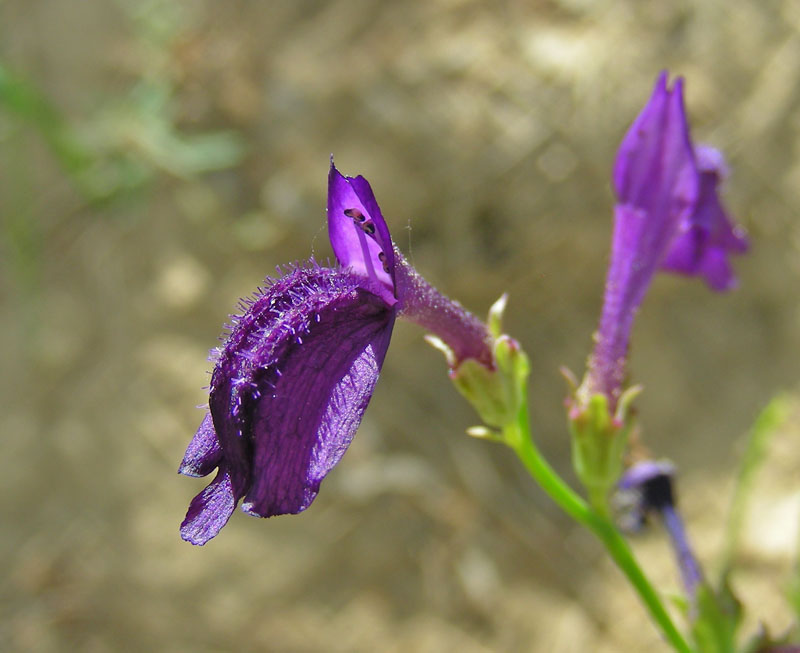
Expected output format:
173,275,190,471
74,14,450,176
506,400,692,653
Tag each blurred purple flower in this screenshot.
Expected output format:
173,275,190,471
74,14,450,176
618,461,703,601
179,163,492,545
586,72,748,408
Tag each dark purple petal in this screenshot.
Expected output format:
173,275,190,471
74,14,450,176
241,299,394,517
180,466,236,545
327,162,396,305
660,145,749,290
178,412,222,478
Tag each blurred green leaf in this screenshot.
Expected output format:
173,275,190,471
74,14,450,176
691,582,740,653
0,62,246,203
789,490,800,625
0,62,93,176
721,395,791,578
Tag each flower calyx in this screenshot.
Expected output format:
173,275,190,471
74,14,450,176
427,294,530,441
566,378,641,514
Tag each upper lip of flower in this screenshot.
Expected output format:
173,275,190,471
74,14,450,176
327,161,397,306
613,72,698,219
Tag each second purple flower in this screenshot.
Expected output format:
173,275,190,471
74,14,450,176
587,71,748,410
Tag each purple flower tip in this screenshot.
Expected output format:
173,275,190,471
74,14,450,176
617,460,675,494
613,71,697,218
617,461,677,535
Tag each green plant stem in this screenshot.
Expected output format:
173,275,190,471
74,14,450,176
504,406,692,653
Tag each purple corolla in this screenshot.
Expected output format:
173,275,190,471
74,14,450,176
179,163,491,545
586,72,748,409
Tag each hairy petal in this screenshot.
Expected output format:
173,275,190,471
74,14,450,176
185,265,395,531
241,287,394,517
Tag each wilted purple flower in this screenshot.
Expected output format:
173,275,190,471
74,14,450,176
618,461,703,601
179,162,491,545
586,72,748,408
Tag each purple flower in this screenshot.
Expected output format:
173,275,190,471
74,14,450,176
179,165,397,545
586,72,748,408
180,163,492,545
618,461,703,601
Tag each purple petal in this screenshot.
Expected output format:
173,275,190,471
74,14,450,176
178,412,222,477
194,263,394,533
661,145,748,290
327,162,396,305
208,373,253,505
618,460,675,491
180,466,236,545
241,287,395,517
661,229,739,291
694,144,729,181
613,71,670,203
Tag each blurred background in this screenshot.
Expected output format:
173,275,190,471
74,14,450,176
2,0,800,651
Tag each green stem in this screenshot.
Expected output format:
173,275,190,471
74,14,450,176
504,407,692,653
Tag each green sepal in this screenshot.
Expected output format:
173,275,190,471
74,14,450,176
567,385,640,513
426,294,530,435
